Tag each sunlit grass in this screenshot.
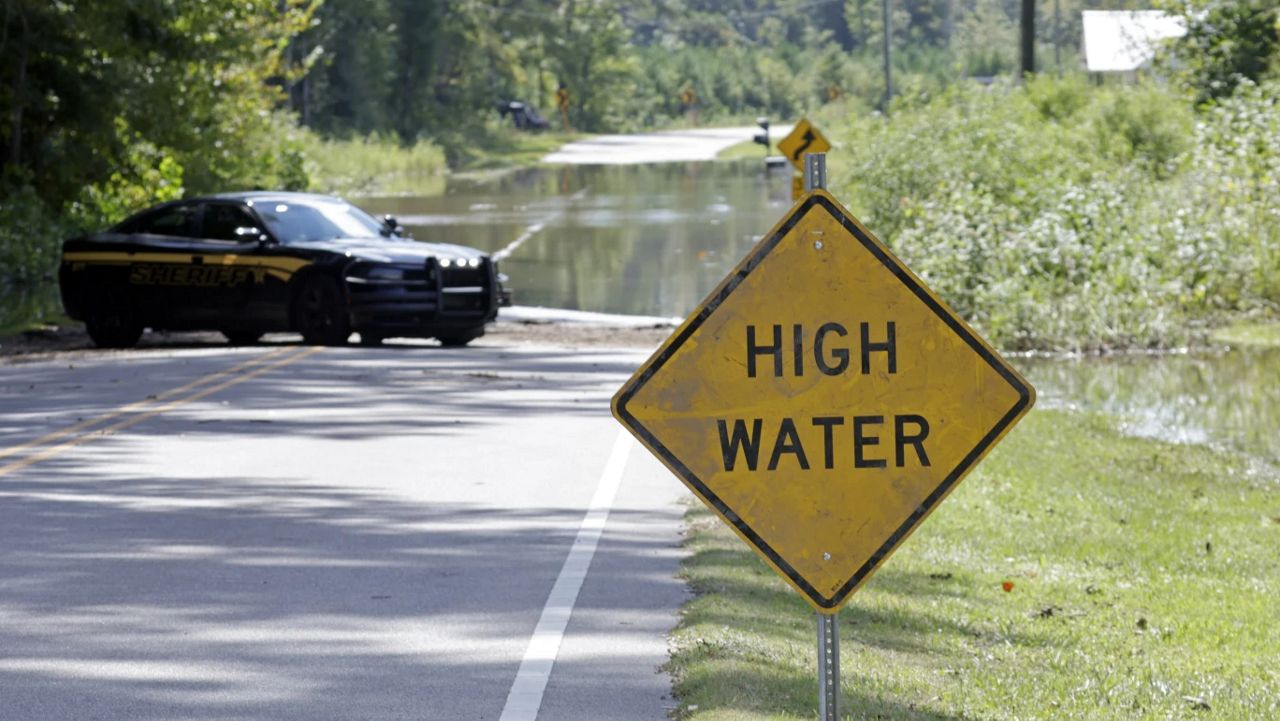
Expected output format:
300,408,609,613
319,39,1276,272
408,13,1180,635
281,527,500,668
455,129,586,171
716,139,772,161
1210,322,1280,349
302,133,448,196
668,409,1280,720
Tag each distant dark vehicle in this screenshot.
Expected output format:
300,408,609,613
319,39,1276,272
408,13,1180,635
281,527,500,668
496,100,550,130
60,192,511,349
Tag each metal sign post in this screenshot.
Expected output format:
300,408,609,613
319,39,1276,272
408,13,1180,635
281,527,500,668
804,153,827,193
805,152,840,721
818,612,839,720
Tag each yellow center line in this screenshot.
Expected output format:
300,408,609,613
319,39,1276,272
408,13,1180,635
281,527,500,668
0,346,324,478
0,347,294,464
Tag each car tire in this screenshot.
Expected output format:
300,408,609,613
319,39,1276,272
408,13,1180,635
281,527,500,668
358,332,383,347
293,275,350,346
84,286,143,349
436,329,482,348
222,330,264,345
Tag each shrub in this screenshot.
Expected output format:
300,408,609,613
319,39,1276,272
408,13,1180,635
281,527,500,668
831,76,1280,351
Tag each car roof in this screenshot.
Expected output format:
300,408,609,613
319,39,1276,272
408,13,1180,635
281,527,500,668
206,191,346,205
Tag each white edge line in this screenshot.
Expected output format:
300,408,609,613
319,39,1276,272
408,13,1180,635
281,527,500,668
492,188,589,262
498,430,633,721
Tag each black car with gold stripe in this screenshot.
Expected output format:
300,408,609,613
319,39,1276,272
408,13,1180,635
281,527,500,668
60,192,510,348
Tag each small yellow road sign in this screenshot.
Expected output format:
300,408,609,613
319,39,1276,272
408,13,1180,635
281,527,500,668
791,173,805,202
777,118,831,170
612,191,1034,613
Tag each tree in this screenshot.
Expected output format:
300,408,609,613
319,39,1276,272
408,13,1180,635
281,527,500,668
1161,0,1280,104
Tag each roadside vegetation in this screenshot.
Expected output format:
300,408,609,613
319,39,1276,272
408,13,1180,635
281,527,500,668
301,133,447,196
827,74,1280,352
668,409,1280,720
1210,322,1280,349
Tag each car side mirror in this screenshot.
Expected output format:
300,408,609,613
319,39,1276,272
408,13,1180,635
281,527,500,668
383,215,402,236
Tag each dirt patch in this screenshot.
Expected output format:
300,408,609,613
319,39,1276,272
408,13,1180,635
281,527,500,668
481,319,673,349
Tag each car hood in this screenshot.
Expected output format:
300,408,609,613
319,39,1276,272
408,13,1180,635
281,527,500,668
290,238,488,265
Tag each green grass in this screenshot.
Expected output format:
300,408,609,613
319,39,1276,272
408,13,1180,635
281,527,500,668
1210,322,1280,349
668,409,1280,720
302,133,449,196
716,139,772,161
301,127,588,194
453,129,586,171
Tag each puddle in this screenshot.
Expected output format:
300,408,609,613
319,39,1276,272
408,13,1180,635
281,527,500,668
1024,349,1280,467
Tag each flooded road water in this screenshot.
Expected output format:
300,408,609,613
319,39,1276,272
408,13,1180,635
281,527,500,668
360,161,792,317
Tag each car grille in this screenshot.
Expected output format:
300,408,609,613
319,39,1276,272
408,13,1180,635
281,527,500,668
344,258,496,326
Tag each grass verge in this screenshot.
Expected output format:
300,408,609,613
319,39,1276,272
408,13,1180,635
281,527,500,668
302,133,449,196
451,129,586,171
667,408,1279,720
1210,322,1280,349
716,139,771,161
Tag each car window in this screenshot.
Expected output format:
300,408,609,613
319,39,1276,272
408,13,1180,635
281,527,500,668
203,203,262,242
252,199,387,244
136,204,200,238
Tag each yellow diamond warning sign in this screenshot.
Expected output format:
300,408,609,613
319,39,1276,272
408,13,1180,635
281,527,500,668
777,118,831,170
611,190,1034,613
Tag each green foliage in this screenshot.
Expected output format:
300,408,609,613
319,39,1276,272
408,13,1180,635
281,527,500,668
0,183,66,285
831,77,1280,351
1160,0,1280,104
67,120,185,234
0,0,320,285
294,0,1099,151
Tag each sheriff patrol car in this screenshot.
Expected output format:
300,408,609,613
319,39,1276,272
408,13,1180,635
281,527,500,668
60,192,509,348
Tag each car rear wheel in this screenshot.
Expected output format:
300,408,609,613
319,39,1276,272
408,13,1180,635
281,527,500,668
222,330,264,346
293,275,350,346
84,286,143,349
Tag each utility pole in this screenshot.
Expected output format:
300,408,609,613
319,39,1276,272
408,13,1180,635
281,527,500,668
1053,0,1061,73
881,0,892,112
1020,0,1035,78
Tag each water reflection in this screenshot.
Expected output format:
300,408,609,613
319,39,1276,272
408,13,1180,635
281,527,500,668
1025,348,1280,465
360,161,793,317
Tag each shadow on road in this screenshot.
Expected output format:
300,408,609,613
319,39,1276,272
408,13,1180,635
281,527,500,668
0,341,680,720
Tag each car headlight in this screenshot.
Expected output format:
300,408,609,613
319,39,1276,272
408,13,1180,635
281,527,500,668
439,257,481,269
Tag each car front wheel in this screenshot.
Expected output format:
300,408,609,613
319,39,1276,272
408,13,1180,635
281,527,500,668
293,275,350,346
435,329,483,347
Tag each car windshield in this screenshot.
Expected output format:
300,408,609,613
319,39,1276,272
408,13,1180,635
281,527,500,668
251,199,388,244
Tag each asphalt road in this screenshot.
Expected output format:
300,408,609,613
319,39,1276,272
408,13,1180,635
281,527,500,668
0,340,687,721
